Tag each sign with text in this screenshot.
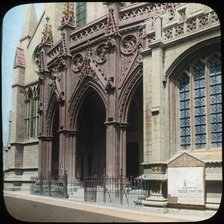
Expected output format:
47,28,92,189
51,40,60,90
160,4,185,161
168,167,205,205
168,153,205,206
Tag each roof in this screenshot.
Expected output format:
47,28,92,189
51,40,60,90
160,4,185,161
14,47,25,68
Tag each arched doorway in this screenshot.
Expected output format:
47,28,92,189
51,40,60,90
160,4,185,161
51,104,59,177
126,81,143,177
76,89,106,180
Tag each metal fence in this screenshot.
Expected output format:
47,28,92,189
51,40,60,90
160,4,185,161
30,172,68,198
30,170,149,206
83,170,149,206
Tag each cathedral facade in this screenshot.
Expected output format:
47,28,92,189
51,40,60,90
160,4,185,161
4,2,222,209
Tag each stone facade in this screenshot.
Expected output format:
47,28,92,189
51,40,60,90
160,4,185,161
4,2,221,209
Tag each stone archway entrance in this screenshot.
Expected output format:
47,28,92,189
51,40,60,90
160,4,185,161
76,89,106,180
126,81,143,177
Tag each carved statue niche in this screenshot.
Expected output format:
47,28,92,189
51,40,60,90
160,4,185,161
49,68,65,104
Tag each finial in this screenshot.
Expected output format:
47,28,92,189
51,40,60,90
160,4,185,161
61,2,75,27
41,16,53,46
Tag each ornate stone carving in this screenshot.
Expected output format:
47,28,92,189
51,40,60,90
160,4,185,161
175,24,184,36
33,47,42,73
211,11,219,23
81,57,96,78
119,69,142,122
163,28,173,40
61,2,75,26
105,8,119,36
41,17,53,46
186,18,197,31
71,18,107,44
95,44,107,64
120,34,139,55
72,53,85,73
61,33,68,56
199,15,209,27
151,164,166,174
105,77,115,93
120,3,176,22
49,69,65,104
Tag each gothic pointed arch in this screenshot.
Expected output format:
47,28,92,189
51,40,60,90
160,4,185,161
119,66,143,123
45,93,58,135
167,36,221,153
69,77,106,130
165,36,220,79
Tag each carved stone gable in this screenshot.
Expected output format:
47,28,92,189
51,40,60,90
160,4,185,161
168,152,204,168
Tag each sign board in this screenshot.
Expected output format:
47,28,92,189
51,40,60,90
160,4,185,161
168,153,205,207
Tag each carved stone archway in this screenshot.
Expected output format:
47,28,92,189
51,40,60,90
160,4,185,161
75,87,106,179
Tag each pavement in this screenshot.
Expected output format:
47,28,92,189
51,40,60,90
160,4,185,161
3,190,219,223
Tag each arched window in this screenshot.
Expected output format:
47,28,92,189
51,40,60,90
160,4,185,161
193,61,206,148
177,53,222,150
178,72,190,149
208,56,222,147
25,86,39,139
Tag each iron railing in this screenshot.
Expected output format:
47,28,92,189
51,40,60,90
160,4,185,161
30,172,68,198
30,169,149,205
83,169,149,206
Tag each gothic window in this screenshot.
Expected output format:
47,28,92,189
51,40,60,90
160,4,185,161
178,72,190,149
30,92,35,138
76,2,86,27
177,53,222,150
209,56,222,147
193,61,206,148
25,86,39,139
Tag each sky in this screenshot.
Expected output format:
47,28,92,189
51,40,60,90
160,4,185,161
2,3,44,146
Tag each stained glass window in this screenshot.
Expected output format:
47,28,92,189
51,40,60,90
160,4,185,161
25,87,39,139
209,55,222,147
76,2,86,27
193,62,206,148
177,53,222,150
178,72,191,149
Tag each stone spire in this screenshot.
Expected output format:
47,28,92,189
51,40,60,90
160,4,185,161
21,4,38,40
41,16,53,46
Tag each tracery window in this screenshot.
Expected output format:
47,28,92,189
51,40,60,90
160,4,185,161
76,2,86,27
177,53,222,150
25,86,39,139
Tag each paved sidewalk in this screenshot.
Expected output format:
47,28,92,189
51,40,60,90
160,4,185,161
3,191,217,222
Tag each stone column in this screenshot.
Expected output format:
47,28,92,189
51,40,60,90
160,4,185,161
119,123,127,176
57,130,78,195
38,136,53,177
105,122,119,177
141,17,168,207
